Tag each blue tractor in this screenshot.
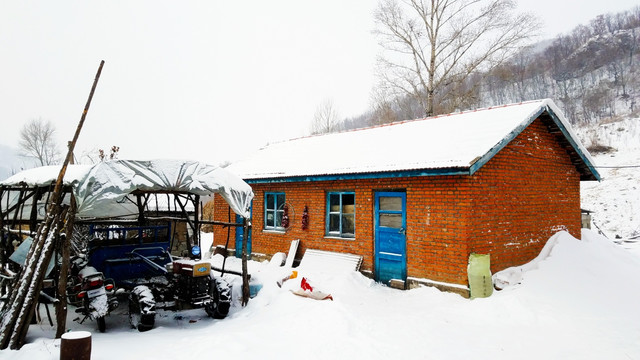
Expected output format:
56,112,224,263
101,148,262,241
86,223,231,331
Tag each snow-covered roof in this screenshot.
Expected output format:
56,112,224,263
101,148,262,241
0,164,92,187
229,99,600,182
0,159,254,218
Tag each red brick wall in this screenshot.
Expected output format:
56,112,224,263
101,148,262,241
468,118,581,273
212,118,582,286
212,177,472,284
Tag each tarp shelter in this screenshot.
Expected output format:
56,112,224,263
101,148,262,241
0,159,254,221
0,159,256,347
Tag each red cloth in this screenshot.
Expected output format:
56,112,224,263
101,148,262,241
301,277,313,292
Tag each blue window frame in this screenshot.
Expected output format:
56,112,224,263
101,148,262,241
264,192,285,230
326,192,355,238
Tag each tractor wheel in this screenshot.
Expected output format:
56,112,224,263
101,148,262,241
129,285,156,332
205,278,231,319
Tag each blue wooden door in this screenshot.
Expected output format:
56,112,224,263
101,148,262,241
374,192,407,285
235,213,252,258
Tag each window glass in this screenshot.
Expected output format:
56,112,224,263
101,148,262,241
342,214,355,235
379,196,402,211
329,194,340,212
329,214,340,232
326,192,355,238
264,192,285,230
266,194,275,210
342,193,355,214
379,213,402,228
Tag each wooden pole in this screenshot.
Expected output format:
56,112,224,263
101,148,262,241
0,206,57,348
135,193,145,225
13,209,67,348
53,60,105,201
219,207,232,276
55,197,76,338
0,60,104,350
194,194,201,254
174,195,196,251
29,188,43,234
241,218,250,306
0,187,6,269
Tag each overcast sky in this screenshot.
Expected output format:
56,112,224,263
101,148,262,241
0,0,638,166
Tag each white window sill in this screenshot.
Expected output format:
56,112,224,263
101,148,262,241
324,235,355,241
262,229,286,234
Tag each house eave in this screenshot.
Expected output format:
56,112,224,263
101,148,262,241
244,167,470,184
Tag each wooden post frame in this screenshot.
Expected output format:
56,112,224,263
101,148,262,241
241,217,250,305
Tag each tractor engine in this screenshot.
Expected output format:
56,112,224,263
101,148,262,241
171,259,213,307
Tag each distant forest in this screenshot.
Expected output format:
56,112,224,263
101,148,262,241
340,6,640,131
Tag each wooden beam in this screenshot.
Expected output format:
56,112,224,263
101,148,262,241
55,198,75,338
198,219,245,227
174,194,196,251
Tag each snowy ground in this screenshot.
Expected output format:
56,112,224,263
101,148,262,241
1,229,639,360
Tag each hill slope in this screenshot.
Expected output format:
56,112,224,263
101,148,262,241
578,116,640,241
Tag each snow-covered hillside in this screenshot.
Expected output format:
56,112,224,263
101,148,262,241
578,116,640,241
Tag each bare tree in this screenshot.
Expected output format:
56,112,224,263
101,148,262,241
311,99,341,134
370,86,399,125
374,0,540,116
18,118,61,166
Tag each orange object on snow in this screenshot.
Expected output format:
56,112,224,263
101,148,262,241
277,270,298,287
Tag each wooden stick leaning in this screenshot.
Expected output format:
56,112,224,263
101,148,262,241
0,60,104,349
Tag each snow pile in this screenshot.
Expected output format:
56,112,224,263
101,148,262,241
492,231,564,289
3,230,640,359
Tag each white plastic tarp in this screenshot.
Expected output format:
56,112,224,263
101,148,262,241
0,165,90,221
0,160,254,219
74,160,253,218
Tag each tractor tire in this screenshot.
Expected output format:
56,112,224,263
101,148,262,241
205,278,231,319
129,285,156,332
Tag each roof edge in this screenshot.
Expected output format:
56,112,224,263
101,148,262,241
543,103,601,181
469,99,600,181
244,167,470,184
468,107,542,175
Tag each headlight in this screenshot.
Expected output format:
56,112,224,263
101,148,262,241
191,246,201,257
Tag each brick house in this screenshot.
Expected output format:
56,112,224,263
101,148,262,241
210,99,599,292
